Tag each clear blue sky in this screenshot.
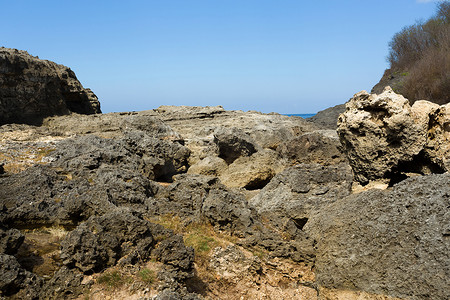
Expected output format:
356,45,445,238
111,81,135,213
1,0,441,113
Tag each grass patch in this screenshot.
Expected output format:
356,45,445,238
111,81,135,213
97,271,130,289
138,268,155,284
185,232,218,253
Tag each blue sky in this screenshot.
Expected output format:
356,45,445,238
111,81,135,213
1,0,441,113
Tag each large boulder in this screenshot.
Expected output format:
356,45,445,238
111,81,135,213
337,87,450,184
0,48,101,125
306,173,450,300
250,163,353,244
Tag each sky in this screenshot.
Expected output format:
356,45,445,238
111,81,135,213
1,0,442,114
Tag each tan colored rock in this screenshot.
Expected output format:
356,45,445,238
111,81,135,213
219,149,287,189
424,102,450,170
187,156,227,176
338,86,449,184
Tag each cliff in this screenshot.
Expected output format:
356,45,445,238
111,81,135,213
0,47,101,125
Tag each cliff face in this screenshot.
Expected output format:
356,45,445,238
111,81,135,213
0,47,101,125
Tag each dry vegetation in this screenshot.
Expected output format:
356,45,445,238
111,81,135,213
388,1,450,104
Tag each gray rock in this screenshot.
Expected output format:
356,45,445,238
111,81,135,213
50,132,190,182
0,254,43,298
277,130,347,166
0,225,24,255
306,173,450,300
250,163,352,260
39,267,85,299
153,235,194,276
0,47,100,125
60,208,157,273
202,188,256,234
155,105,319,164
308,104,346,129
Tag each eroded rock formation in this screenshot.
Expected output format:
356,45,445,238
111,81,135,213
338,86,450,184
0,48,101,125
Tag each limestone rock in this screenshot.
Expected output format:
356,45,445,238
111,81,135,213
306,173,450,300
277,130,347,166
0,47,101,125
219,149,287,189
187,156,228,176
0,254,43,298
43,110,181,141
213,127,259,164
337,87,449,184
155,105,319,164
152,235,194,278
39,267,85,299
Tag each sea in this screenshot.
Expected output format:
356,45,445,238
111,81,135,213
284,113,315,119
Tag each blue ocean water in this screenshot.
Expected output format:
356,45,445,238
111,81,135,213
284,113,315,118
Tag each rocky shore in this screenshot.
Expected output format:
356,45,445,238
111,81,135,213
0,49,449,299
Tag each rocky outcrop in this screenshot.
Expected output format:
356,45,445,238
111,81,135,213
0,47,101,125
308,104,346,129
371,69,407,96
306,173,450,300
155,105,319,165
337,87,450,184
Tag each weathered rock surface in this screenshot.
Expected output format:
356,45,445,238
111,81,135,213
306,173,450,300
155,105,319,165
338,87,450,184
218,149,286,190
308,104,346,129
0,225,24,255
213,127,259,164
60,208,157,273
250,163,352,258
0,254,43,298
0,47,101,125
1,52,448,300
277,130,347,166
43,110,180,140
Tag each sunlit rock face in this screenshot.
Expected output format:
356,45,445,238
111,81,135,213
0,47,101,125
337,86,450,184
